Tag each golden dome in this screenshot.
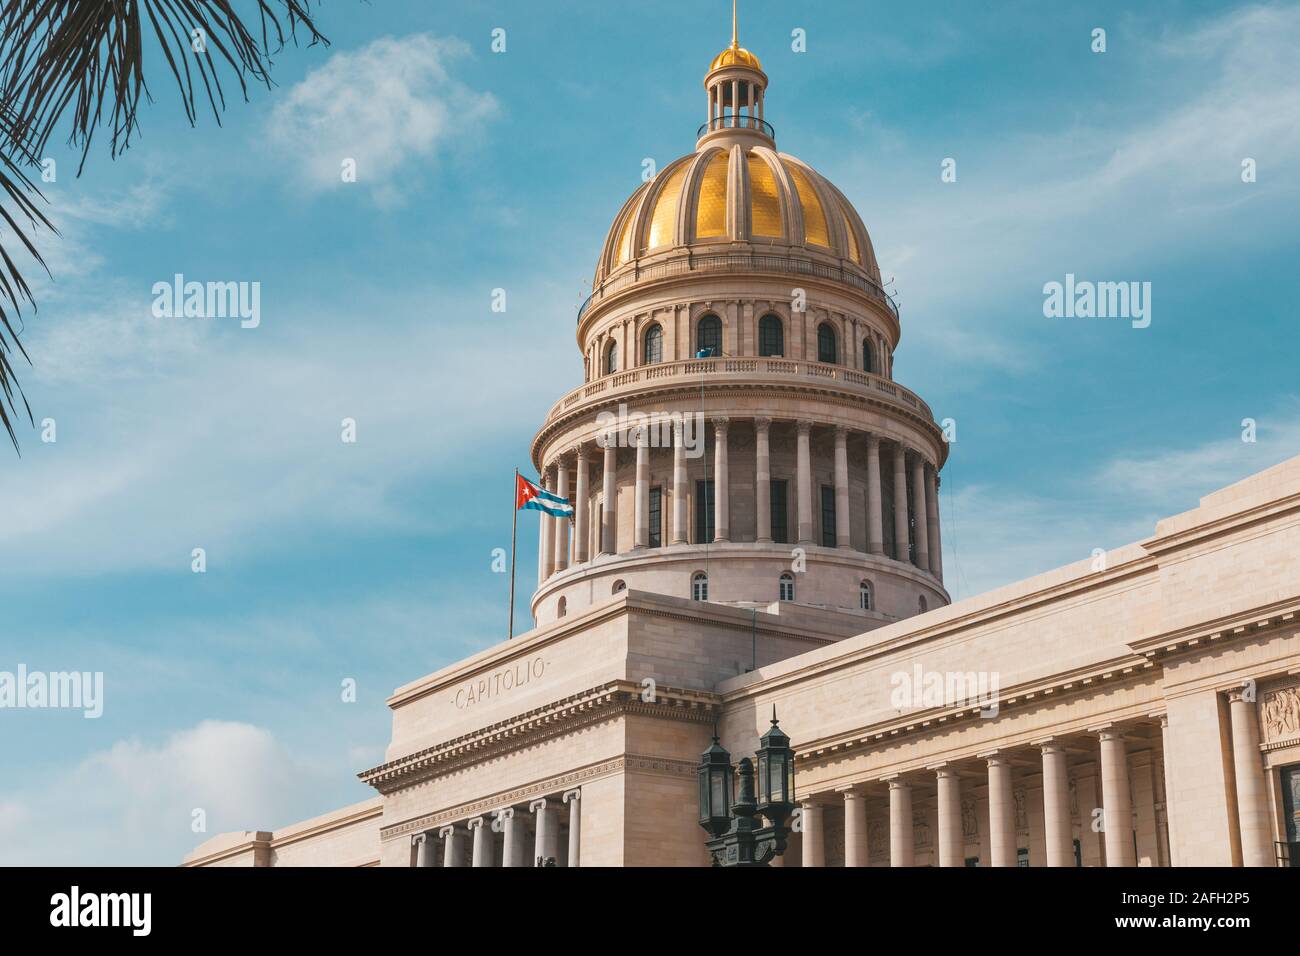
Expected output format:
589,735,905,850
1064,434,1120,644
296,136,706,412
710,43,762,71
596,145,881,286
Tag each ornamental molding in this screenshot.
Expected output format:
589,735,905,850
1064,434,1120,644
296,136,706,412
380,753,697,842
360,681,718,794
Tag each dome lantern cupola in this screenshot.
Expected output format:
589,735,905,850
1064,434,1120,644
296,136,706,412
698,1,771,150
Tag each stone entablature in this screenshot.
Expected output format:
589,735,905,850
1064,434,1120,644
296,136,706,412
359,680,717,794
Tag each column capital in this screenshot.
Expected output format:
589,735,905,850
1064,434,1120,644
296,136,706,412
883,776,911,791
493,806,515,821
711,416,730,433
563,789,581,804
796,419,813,436
438,825,457,839
866,433,881,449
754,416,772,431
529,798,550,814
412,833,428,847
572,441,589,463
833,424,849,440
466,816,486,831
1226,686,1256,705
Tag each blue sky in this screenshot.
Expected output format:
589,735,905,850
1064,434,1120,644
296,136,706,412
1,0,1297,865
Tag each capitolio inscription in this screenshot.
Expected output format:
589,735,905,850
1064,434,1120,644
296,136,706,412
451,656,548,710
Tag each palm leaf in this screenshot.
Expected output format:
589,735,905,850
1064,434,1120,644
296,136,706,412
0,0,329,452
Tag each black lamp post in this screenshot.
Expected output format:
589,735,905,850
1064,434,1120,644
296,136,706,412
697,708,795,867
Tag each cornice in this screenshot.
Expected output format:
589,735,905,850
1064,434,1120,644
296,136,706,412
1128,598,1300,661
360,681,718,794
1141,488,1300,557
790,651,1161,769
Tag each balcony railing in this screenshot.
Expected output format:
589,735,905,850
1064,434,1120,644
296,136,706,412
697,114,775,139
543,358,935,426
578,251,898,325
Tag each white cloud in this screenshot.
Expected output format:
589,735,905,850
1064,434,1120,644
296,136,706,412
268,34,498,205
0,720,333,866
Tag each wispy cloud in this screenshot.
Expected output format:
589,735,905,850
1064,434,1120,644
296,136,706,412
268,34,499,206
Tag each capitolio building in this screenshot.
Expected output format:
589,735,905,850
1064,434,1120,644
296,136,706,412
186,20,1300,869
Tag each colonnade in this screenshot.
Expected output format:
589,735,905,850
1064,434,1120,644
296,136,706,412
537,418,942,587
412,789,581,868
796,694,1278,866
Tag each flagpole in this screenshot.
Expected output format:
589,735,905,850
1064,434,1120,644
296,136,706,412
508,468,519,640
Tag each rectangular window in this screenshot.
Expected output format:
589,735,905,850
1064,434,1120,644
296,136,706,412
648,486,662,548
695,479,715,544
1016,847,1030,868
820,485,836,548
770,479,788,544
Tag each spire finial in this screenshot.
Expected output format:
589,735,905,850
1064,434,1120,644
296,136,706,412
731,0,738,48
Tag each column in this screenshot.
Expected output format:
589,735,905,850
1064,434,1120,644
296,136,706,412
866,435,884,555
936,768,962,867
468,817,493,867
796,421,813,544
892,445,910,562
601,442,617,554
538,473,554,583
1098,729,1136,866
801,801,824,867
530,798,558,866
563,789,582,867
911,456,930,572
573,445,589,564
1160,716,1178,867
927,467,943,581
1041,743,1073,867
633,432,649,549
755,418,772,542
1228,688,1274,866
671,421,688,544
496,807,523,868
842,789,867,867
553,457,570,572
888,780,914,866
713,418,730,542
834,426,851,548
986,755,1016,867
413,832,435,868
731,79,738,126
439,825,464,868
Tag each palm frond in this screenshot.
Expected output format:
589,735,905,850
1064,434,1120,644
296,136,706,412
0,1,329,452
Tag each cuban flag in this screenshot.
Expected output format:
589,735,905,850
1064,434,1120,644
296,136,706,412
516,473,574,519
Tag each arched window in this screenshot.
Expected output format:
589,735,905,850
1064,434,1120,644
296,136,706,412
779,572,795,602
557,597,567,618
758,314,784,357
917,595,928,615
859,580,873,610
611,579,626,594
605,341,618,375
643,324,663,365
697,314,722,357
817,322,837,364
691,571,709,601
862,338,875,374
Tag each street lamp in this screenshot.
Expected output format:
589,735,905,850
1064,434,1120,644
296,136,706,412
696,708,796,867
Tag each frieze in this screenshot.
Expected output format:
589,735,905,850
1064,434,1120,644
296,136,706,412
1262,685,1300,743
